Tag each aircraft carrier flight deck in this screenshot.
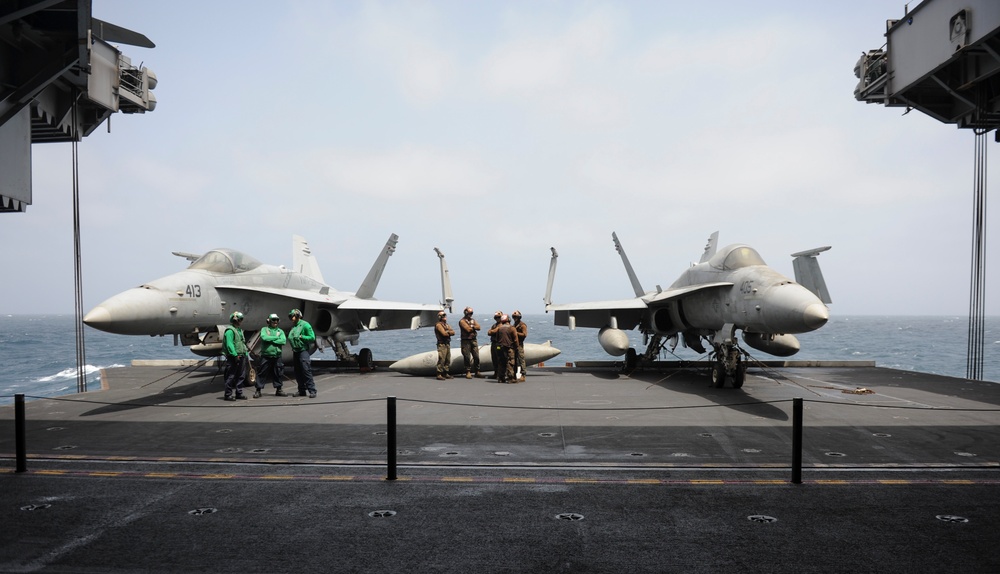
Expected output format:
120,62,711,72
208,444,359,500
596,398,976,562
2,362,999,573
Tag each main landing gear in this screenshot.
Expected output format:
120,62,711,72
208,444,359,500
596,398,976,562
330,339,376,373
709,343,747,389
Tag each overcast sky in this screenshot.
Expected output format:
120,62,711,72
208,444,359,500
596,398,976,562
1,0,994,318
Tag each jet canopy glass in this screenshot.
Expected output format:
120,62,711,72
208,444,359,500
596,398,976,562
709,245,766,270
188,248,263,274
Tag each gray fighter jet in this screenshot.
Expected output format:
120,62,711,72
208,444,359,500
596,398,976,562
84,234,453,370
544,232,832,388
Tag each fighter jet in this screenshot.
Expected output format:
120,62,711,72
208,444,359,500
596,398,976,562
544,232,831,388
83,234,454,370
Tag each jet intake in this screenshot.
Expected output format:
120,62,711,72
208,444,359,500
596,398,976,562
742,332,800,357
598,327,630,356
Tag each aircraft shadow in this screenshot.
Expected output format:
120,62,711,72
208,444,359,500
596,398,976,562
625,366,790,421
81,367,225,416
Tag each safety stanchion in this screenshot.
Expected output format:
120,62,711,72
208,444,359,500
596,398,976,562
386,396,397,481
15,394,26,473
791,397,802,484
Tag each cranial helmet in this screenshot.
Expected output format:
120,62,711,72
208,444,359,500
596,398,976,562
230,311,244,323
512,310,522,318
289,309,302,318
267,313,279,321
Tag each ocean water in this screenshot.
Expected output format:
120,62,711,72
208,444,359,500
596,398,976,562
2,314,999,405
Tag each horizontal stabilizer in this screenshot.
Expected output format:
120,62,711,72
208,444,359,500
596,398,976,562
791,246,832,304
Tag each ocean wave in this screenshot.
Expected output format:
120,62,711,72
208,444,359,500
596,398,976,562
37,364,125,382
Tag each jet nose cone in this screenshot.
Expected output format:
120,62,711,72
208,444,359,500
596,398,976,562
803,303,829,331
82,306,111,328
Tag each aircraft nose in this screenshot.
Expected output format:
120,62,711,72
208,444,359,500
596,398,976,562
803,302,829,331
83,287,179,335
82,306,112,328
760,284,830,334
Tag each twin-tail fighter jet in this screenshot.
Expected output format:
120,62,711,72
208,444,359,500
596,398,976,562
84,234,454,370
544,232,832,388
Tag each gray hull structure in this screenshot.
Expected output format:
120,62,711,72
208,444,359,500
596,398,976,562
2,362,999,572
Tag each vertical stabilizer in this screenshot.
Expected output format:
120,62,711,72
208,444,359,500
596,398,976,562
791,246,833,304
434,247,454,312
355,233,399,299
698,231,719,263
612,232,645,297
292,235,325,284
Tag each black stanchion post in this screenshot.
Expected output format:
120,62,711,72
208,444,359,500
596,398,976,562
15,394,26,473
791,397,802,484
387,396,397,481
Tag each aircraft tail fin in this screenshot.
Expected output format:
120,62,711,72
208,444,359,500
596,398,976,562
698,231,719,263
544,247,558,308
355,233,399,300
791,246,833,304
434,247,454,312
292,235,325,284
612,232,645,297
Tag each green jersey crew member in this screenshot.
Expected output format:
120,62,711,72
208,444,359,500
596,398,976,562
254,313,287,398
288,308,317,398
223,311,249,401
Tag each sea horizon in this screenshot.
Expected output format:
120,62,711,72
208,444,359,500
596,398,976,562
2,314,999,405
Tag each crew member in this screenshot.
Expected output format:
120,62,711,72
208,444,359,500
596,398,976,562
254,313,287,398
487,310,503,379
223,311,249,401
288,308,317,398
459,307,484,379
435,310,455,380
512,310,528,383
496,314,519,383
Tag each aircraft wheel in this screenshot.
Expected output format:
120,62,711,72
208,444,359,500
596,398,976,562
622,348,638,374
731,363,746,389
358,348,374,373
711,363,726,388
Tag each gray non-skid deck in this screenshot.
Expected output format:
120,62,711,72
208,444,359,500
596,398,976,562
2,363,999,573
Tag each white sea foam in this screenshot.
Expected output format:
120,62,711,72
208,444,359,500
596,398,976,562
37,364,125,382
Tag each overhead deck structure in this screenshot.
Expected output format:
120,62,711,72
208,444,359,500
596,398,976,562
0,0,156,213
855,0,1000,380
855,0,1000,131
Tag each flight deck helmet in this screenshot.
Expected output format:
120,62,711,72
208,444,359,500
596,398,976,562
267,313,280,323
289,309,302,318
229,311,244,324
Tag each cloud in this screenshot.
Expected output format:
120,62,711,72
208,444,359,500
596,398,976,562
354,2,458,106
479,6,627,127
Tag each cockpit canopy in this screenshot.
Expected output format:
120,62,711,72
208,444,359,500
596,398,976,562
188,248,262,274
708,244,766,270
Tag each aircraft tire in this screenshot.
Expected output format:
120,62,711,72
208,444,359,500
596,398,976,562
622,348,638,374
358,348,374,373
711,363,726,388
731,363,746,389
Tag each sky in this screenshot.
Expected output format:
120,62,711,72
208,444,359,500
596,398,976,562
1,0,995,318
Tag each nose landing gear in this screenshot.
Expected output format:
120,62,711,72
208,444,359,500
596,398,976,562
710,343,747,389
